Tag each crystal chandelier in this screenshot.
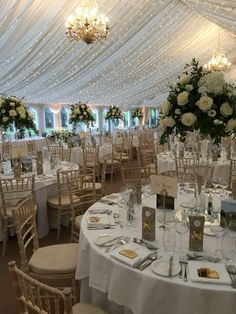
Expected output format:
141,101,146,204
204,28,231,72
65,0,109,44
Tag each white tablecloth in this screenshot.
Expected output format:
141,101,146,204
0,137,46,155
76,194,236,314
0,161,78,240
157,153,230,182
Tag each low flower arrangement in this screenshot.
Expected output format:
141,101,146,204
105,106,123,120
69,102,95,126
47,130,77,142
159,59,236,145
131,109,143,119
0,95,38,135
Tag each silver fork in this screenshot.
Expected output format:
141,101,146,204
227,265,236,288
105,236,130,252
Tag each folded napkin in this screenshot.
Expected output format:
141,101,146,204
88,208,111,214
110,243,149,267
86,214,111,227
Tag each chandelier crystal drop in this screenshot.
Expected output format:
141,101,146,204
204,27,231,72
65,0,109,44
204,48,231,72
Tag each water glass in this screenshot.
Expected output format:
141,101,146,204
175,211,189,252
163,227,176,253
209,215,228,257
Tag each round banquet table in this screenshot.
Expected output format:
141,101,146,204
157,152,230,182
76,192,236,314
0,160,78,241
0,137,47,155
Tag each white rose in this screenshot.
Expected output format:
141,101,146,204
81,105,85,109
226,119,236,131
181,112,197,127
10,96,17,101
177,91,189,106
20,113,26,119
72,114,76,118
10,102,15,106
79,115,83,120
185,84,193,92
178,74,190,85
208,110,216,118
220,102,233,117
83,112,87,115
9,109,17,117
161,100,171,115
163,116,175,128
2,117,9,122
198,96,213,112
160,119,166,130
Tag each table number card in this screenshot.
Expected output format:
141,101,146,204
36,151,43,175
13,158,21,178
189,215,205,252
142,206,155,241
150,175,177,210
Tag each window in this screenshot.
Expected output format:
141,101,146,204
102,109,108,131
60,107,69,129
150,108,159,127
44,108,54,133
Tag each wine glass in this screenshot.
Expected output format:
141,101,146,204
219,179,229,197
212,178,220,194
163,226,176,253
24,157,32,173
141,177,150,198
209,214,228,258
175,210,189,253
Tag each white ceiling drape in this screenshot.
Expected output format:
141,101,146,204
0,0,236,107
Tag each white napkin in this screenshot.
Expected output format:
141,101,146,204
86,214,111,227
110,243,149,267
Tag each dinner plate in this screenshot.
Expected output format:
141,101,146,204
188,261,231,285
94,234,117,247
151,259,180,277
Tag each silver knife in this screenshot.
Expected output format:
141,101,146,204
168,255,173,276
100,236,124,246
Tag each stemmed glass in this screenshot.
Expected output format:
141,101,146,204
209,214,228,258
223,218,236,262
175,210,189,253
212,178,220,194
163,226,176,253
24,157,32,173
141,177,150,199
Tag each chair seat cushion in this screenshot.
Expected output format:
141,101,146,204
73,303,108,314
29,243,78,275
47,194,80,207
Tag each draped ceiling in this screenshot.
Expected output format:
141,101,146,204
0,0,236,108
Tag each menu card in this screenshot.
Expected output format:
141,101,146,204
13,158,21,178
36,151,43,175
189,215,205,252
142,206,155,241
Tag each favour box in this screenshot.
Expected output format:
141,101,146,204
221,198,236,230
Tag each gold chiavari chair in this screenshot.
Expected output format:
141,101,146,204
121,166,151,185
105,144,122,182
8,261,107,314
229,159,236,189
0,175,35,256
47,169,81,241
12,197,79,303
27,140,36,155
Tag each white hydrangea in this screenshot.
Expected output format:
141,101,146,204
199,72,225,95
185,84,193,92
9,109,17,117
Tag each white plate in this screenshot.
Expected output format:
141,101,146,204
151,259,181,277
94,234,116,247
188,261,231,285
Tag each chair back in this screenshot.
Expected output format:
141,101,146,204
27,140,36,155
229,159,236,188
12,197,39,272
8,260,73,314
121,166,151,185
0,175,35,219
48,145,71,161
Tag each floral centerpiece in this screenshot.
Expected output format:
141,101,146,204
131,109,143,119
0,95,38,137
47,130,77,142
159,59,236,145
69,102,95,127
105,106,123,120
